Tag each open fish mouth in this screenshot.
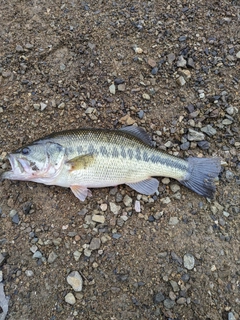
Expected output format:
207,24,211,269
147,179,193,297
1,154,34,181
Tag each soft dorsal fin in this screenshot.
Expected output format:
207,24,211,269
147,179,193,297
66,154,95,171
119,126,153,146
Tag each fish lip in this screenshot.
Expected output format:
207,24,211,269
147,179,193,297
7,154,27,174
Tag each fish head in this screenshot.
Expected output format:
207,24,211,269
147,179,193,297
1,141,65,182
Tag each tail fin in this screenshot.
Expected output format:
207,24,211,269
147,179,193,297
179,157,221,199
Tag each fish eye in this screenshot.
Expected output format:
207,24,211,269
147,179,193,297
21,147,30,155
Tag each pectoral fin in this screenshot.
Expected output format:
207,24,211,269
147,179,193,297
70,185,92,201
126,178,159,195
66,154,95,171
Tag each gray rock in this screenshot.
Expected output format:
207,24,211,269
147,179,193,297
167,53,175,64
183,253,195,270
171,251,183,265
109,187,118,195
236,51,240,59
201,125,217,136
137,110,144,119
222,119,232,125
25,270,34,277
67,271,83,292
32,251,43,259
151,67,158,75
187,57,195,68
114,78,125,85
109,202,121,215
197,140,210,150
180,141,190,150
164,298,175,309
142,93,150,100
112,233,121,239
169,217,179,225
123,195,132,207
177,55,187,67
225,170,234,181
89,237,101,250
228,312,236,320
118,84,125,91
48,251,58,263
176,76,186,86
65,292,76,305
0,283,9,320
187,128,205,141
154,292,165,304
16,45,24,52
11,214,20,224
109,84,116,94
0,270,2,282
179,35,187,41
40,102,47,111
170,184,180,193
177,297,186,304
92,214,105,224
170,280,179,292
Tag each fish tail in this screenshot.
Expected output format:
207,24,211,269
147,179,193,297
179,157,221,198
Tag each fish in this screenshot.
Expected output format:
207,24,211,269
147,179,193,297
1,126,221,201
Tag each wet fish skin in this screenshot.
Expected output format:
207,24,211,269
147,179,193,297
1,126,221,201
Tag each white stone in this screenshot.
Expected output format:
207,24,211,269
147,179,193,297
67,271,83,292
65,292,76,305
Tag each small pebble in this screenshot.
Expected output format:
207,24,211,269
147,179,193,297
177,55,187,67
73,251,81,262
109,202,121,215
48,251,58,263
197,140,210,150
25,270,34,277
183,253,195,270
123,195,132,207
187,128,205,141
137,110,144,119
179,35,187,41
142,93,150,100
11,214,20,224
118,84,125,91
109,84,116,94
201,125,217,136
177,297,186,304
134,200,141,213
167,53,175,64
228,312,236,320
65,292,76,305
92,214,105,224
67,271,83,292
169,217,179,225
154,292,165,304
170,184,180,193
176,76,186,86
151,67,158,75
164,298,175,309
89,237,101,250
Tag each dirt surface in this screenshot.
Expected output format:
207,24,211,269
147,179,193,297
0,1,240,319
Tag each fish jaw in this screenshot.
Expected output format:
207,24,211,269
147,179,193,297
1,154,35,181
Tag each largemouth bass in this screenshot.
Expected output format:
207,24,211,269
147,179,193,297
1,126,221,201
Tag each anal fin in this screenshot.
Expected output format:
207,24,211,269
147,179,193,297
70,185,92,201
126,178,159,195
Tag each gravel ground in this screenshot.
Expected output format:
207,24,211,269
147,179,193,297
0,0,240,319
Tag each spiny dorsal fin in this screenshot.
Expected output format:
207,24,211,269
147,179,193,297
66,154,95,171
119,126,153,146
